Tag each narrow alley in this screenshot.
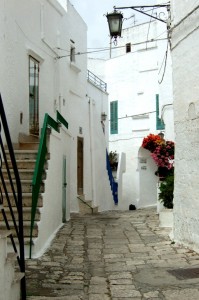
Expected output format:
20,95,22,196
26,208,199,300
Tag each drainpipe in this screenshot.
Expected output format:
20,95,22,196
88,97,97,207
161,103,173,119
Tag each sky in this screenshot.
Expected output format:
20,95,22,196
68,0,158,49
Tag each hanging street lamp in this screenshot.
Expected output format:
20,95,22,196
106,3,171,44
105,10,123,45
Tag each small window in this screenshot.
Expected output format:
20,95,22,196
156,94,165,130
110,101,118,134
70,46,75,62
126,43,131,53
29,56,39,135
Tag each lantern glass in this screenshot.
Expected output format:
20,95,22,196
106,11,123,38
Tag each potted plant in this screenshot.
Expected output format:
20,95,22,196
108,151,118,171
142,133,175,227
158,170,174,227
158,171,174,209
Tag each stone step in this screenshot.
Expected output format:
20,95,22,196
4,252,25,300
0,207,40,222
6,236,37,258
0,221,38,238
2,193,43,208
10,272,25,300
5,149,38,160
4,253,16,295
12,271,25,284
77,196,98,215
2,169,35,180
17,143,39,150
4,179,44,193
0,230,12,262
6,149,50,161
18,133,40,150
92,206,99,214
2,136,48,256
0,229,12,239
1,169,46,181
6,252,18,265
3,159,37,170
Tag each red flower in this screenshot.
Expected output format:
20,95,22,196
142,134,175,173
142,134,162,152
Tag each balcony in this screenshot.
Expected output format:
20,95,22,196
87,70,107,92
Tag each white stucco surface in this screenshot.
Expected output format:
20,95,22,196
30,127,71,257
116,152,126,210
171,1,199,252
86,81,115,212
88,18,174,210
1,0,114,256
138,147,158,208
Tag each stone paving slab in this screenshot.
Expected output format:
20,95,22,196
26,208,199,299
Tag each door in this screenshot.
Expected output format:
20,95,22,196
29,56,39,135
62,156,67,223
77,137,83,195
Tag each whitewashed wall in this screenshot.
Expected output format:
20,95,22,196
138,147,158,208
32,127,71,257
107,22,162,210
1,0,112,256
88,19,173,210
171,1,199,252
116,152,126,210
86,81,116,211
0,0,87,141
156,3,174,142
88,14,174,210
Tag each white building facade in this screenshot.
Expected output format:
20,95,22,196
89,16,174,211
0,0,117,257
171,0,199,252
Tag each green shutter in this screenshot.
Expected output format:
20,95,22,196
156,94,165,130
110,101,118,134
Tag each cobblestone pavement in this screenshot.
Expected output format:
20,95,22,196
26,208,199,299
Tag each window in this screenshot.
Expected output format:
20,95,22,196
70,46,75,62
156,94,165,130
110,101,118,134
126,43,131,53
29,56,39,135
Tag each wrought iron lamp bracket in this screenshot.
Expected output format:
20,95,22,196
113,4,170,25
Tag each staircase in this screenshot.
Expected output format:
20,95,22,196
106,151,118,205
1,135,45,257
0,94,26,298
0,230,25,300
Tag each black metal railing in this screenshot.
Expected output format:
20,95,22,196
0,94,26,299
87,70,107,92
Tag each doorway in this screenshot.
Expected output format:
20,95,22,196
77,137,84,195
29,56,39,135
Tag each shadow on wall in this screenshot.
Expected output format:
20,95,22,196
117,152,126,204
137,147,158,209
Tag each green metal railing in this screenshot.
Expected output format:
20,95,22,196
29,111,68,258
56,110,68,129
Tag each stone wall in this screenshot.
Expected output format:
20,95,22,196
171,1,199,251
